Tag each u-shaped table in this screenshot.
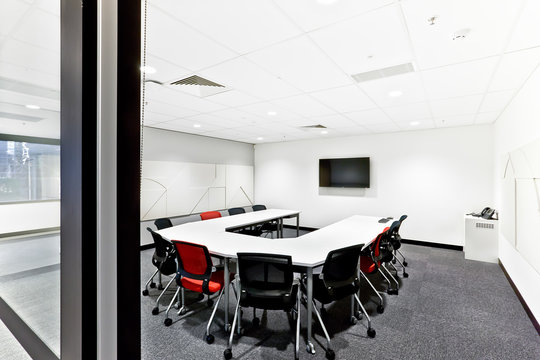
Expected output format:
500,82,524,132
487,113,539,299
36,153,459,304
157,209,389,354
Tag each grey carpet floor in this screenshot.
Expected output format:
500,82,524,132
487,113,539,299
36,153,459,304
141,237,540,360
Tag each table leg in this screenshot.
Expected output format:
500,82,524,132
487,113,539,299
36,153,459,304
224,258,230,332
296,214,300,237
306,267,315,354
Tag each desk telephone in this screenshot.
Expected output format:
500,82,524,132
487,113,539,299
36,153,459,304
469,207,497,219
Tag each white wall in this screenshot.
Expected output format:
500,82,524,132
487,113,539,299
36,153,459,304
0,201,60,235
143,126,253,165
141,127,254,245
255,125,494,246
494,64,540,322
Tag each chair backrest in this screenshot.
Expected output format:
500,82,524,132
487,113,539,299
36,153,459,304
200,211,222,221
252,204,267,212
393,214,408,237
172,240,213,279
237,253,293,293
154,218,173,230
369,227,390,260
146,227,173,258
321,244,363,288
228,207,245,216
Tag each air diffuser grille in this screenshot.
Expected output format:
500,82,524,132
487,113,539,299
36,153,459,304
351,63,415,83
171,75,224,87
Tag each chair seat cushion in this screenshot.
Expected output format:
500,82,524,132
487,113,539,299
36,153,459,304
307,278,358,304
180,270,235,294
240,284,298,311
359,256,378,274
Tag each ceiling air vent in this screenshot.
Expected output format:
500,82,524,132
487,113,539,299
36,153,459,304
300,124,327,130
171,75,225,88
351,63,415,83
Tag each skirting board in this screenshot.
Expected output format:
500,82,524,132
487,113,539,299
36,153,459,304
498,260,540,335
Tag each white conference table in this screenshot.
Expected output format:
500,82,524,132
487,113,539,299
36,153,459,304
157,209,391,354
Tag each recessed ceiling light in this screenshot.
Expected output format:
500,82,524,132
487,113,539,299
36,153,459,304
410,121,420,126
388,90,403,97
25,104,40,110
193,124,201,128
267,111,277,116
321,130,328,135
140,66,157,74
318,0,338,4
256,137,264,141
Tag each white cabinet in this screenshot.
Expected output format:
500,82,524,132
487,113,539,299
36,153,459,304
464,215,498,263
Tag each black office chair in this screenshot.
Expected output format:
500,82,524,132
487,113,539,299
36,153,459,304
302,244,375,360
224,253,300,360
252,204,279,238
390,215,409,269
154,217,173,230
227,207,263,237
143,228,177,315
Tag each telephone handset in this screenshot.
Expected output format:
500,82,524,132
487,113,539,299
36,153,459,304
480,207,496,219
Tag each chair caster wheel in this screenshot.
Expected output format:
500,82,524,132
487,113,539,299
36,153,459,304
178,307,187,315
142,289,149,296
252,317,260,327
224,349,232,360
394,289,399,295
224,324,231,333
164,318,172,327
205,334,214,344
392,259,396,264
377,305,384,314
306,342,315,354
388,289,398,295
403,261,408,267
149,282,156,289
367,328,376,338
157,283,164,290
354,311,362,320
325,349,335,360
403,272,409,278
207,299,214,308
151,307,159,315
350,316,357,325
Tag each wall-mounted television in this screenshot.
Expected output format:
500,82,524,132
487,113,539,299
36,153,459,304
319,157,370,188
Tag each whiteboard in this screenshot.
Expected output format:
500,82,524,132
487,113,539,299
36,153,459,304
515,179,540,274
141,161,253,220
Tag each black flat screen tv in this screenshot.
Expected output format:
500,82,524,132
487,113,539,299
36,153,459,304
319,157,370,188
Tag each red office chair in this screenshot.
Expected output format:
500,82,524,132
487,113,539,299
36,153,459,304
164,240,235,345
201,211,222,221
359,226,394,313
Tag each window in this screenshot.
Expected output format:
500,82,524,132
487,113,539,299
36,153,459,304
0,140,60,202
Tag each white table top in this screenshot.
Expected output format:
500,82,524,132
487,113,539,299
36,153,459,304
157,210,391,268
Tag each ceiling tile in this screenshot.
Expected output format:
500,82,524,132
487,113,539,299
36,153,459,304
309,5,413,75
204,90,260,107
310,114,357,129
363,122,400,133
144,98,198,119
421,57,498,99
207,108,262,125
145,83,226,113
475,112,499,124
395,119,436,131
271,94,335,117
154,118,218,134
35,0,60,16
310,84,376,113
246,35,353,92
143,111,175,125
144,54,192,84
151,0,302,54
237,101,305,123
0,61,59,89
479,90,515,113
12,7,59,53
343,108,391,125
184,113,245,129
489,47,540,92
0,0,30,36
0,39,60,76
434,114,476,127
382,102,432,122
359,72,427,107
430,94,483,118
402,0,521,69
145,5,237,71
273,0,394,32
0,88,59,111
199,56,301,100
507,0,540,52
